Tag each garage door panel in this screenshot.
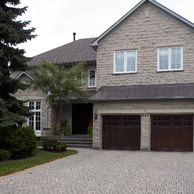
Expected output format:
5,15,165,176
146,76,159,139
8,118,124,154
151,115,193,151
102,115,141,150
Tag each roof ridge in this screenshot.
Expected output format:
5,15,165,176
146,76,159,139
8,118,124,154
32,37,97,58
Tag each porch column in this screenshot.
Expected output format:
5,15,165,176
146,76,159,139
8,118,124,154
93,112,101,149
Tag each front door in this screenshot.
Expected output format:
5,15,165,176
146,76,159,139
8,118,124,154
72,103,93,134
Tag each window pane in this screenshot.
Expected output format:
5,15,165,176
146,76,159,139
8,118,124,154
115,52,124,72
29,102,34,109
36,101,41,110
171,47,181,69
36,112,41,130
29,115,34,129
159,48,169,70
89,70,96,87
127,51,136,72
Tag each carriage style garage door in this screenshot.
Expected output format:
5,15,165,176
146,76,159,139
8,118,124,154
151,115,193,151
102,115,141,150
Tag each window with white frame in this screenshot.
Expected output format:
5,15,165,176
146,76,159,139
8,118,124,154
28,101,41,134
114,50,137,73
157,47,183,71
88,70,96,87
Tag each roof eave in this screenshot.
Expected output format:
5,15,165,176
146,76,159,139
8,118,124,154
91,97,194,102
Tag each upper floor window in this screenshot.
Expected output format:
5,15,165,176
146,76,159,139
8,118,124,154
157,47,183,71
88,69,96,87
114,50,137,73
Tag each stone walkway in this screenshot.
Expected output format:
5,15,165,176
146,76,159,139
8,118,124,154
0,148,194,194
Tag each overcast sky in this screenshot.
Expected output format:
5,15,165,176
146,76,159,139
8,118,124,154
18,0,194,57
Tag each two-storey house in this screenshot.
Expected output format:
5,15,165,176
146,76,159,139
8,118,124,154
13,0,194,151
91,0,194,151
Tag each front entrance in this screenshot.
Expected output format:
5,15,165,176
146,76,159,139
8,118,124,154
72,103,93,134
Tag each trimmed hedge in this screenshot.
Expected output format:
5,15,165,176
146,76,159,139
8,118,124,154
42,137,67,152
0,149,11,161
42,137,58,151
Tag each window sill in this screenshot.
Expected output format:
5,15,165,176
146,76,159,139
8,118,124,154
87,86,96,89
112,72,137,75
157,69,184,73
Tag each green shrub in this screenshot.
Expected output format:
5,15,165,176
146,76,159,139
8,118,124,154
41,137,67,152
36,136,42,142
42,137,58,151
0,149,11,161
56,144,67,152
5,126,37,158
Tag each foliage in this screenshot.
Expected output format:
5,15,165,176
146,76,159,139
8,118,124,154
42,137,58,151
31,61,89,122
57,118,70,136
87,118,93,136
55,144,67,152
0,0,36,128
5,126,37,158
41,137,67,152
0,148,78,176
0,149,11,161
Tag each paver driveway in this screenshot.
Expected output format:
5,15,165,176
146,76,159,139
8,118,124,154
0,148,194,194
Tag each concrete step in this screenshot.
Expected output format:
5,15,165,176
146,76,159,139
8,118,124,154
60,135,93,148
39,135,93,148
66,144,93,148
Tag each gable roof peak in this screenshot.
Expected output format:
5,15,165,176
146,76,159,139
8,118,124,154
91,0,194,47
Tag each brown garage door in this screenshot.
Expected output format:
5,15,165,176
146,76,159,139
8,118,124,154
151,115,193,151
102,115,141,150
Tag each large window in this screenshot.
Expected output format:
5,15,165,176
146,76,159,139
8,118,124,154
157,47,183,71
114,50,137,73
28,101,41,136
88,69,96,87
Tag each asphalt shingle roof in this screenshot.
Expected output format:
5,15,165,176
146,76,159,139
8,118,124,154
28,38,97,66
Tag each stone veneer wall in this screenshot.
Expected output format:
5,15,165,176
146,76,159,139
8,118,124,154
96,2,194,89
14,87,54,136
93,99,194,150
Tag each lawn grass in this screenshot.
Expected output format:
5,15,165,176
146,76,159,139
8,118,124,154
0,148,78,176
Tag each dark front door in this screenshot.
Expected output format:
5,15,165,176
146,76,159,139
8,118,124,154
72,103,93,134
102,115,141,150
151,115,193,151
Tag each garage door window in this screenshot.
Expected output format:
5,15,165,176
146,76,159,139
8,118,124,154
124,116,140,126
174,116,192,126
103,116,119,126
152,115,170,126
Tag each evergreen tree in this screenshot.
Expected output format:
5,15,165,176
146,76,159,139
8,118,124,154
0,0,36,128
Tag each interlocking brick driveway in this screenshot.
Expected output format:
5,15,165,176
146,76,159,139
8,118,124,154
0,148,194,194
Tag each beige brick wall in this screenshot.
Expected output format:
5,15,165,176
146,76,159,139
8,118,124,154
14,87,52,135
93,100,194,149
96,3,194,89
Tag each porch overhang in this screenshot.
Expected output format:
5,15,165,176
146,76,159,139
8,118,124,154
91,83,194,101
